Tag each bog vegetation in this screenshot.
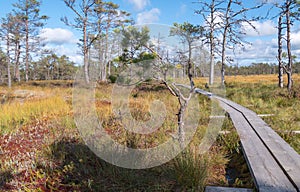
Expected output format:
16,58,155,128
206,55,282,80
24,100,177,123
1,0,300,191
0,74,299,191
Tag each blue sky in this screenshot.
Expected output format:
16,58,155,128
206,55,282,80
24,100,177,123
1,0,300,66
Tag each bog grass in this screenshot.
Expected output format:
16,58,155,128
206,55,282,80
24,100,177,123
194,74,300,153
225,75,300,153
1,75,299,191
0,96,70,135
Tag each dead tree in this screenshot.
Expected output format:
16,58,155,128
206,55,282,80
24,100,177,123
275,0,300,91
144,23,202,148
146,46,194,149
220,0,263,86
285,0,293,91
195,0,224,85
277,14,284,88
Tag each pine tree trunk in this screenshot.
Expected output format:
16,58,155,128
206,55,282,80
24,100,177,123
14,41,21,82
103,19,110,82
177,103,186,149
25,18,29,82
6,34,11,88
83,18,90,84
278,15,284,88
221,0,232,86
221,34,226,86
209,1,215,85
108,61,111,76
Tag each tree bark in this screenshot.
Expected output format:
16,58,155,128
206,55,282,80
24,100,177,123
221,0,232,86
83,16,90,84
25,12,29,82
177,100,187,149
209,0,215,85
14,41,21,82
278,15,284,88
221,31,227,86
103,16,111,81
6,34,11,88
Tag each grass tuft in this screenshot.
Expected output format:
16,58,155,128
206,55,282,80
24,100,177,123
0,96,69,135
171,148,208,191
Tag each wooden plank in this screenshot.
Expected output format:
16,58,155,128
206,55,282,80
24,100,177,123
219,102,296,192
194,88,300,191
257,114,274,117
217,95,300,190
205,186,253,192
215,96,256,116
242,113,300,191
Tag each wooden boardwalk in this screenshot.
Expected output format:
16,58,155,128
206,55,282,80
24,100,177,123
194,88,300,192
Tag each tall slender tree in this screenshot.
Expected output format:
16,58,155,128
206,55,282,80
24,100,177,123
219,0,263,86
62,0,99,83
0,49,6,83
0,15,14,88
275,0,300,91
277,14,284,88
195,0,223,85
10,14,23,82
13,0,48,82
171,22,204,87
92,1,130,81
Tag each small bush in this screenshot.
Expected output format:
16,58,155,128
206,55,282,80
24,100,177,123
108,75,117,83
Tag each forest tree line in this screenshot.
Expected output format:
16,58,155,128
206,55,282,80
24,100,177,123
224,61,300,76
0,0,299,91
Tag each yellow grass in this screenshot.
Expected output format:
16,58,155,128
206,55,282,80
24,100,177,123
194,74,300,85
226,74,300,84
0,95,70,134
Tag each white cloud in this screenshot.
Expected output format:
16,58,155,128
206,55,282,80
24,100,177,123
137,8,160,24
291,30,300,50
224,25,300,65
42,43,83,65
128,0,150,11
176,4,187,17
40,28,77,45
227,39,278,65
241,20,277,37
204,11,224,30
